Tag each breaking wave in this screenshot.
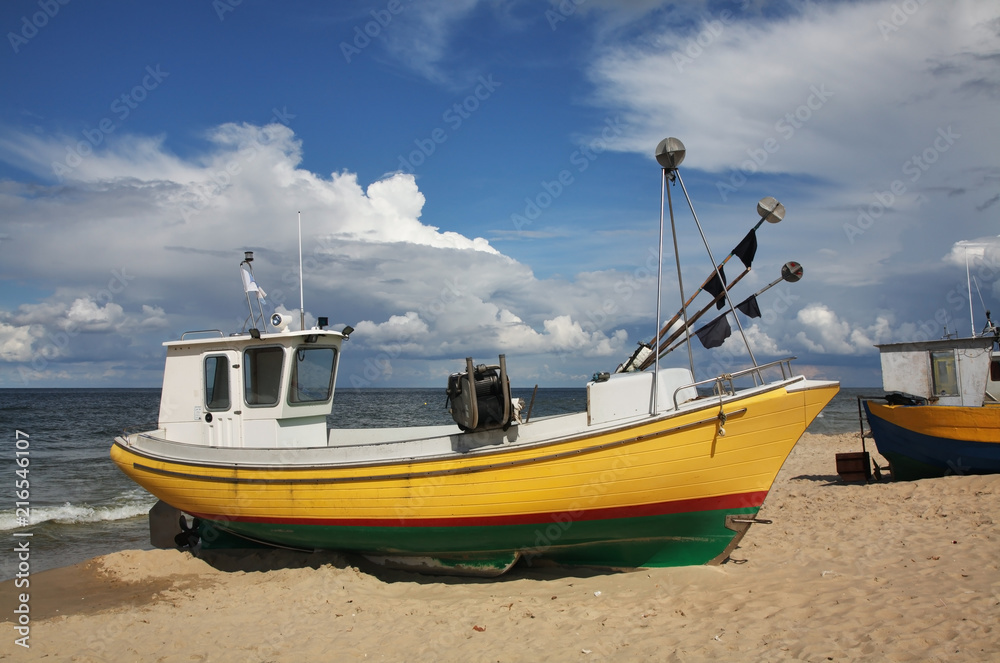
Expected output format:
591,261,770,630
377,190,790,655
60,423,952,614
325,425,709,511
0,492,155,531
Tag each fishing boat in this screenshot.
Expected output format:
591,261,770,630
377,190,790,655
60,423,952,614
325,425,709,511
861,326,1000,481
111,138,838,575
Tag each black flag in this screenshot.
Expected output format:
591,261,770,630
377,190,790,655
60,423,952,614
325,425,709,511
733,228,758,269
696,314,731,349
736,295,761,318
704,265,727,309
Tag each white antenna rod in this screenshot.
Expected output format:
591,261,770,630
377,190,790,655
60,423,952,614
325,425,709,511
966,247,974,337
298,210,305,331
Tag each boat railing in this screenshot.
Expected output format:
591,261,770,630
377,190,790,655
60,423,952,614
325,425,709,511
180,329,225,339
673,357,798,409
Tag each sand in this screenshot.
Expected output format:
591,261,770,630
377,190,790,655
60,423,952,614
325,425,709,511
2,432,998,662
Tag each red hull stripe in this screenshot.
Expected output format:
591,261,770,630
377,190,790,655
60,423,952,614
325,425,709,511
192,491,769,528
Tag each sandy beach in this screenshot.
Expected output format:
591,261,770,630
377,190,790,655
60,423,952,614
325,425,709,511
3,432,998,662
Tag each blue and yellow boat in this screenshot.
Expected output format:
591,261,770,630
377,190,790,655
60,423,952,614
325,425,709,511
863,335,1000,481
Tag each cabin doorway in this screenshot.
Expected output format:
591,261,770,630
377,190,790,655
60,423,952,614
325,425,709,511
203,350,243,447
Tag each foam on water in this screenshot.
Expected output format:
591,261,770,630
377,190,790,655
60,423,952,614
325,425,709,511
0,490,155,531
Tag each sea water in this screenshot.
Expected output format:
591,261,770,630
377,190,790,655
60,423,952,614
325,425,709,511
0,385,872,580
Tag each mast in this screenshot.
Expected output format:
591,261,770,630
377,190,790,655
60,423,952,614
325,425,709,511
653,138,688,415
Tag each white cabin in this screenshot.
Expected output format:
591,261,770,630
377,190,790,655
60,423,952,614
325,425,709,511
875,336,994,407
156,329,344,448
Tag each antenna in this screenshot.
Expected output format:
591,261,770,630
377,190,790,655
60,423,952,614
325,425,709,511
298,211,305,331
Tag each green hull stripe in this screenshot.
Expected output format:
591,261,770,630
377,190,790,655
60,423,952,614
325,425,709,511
198,506,760,568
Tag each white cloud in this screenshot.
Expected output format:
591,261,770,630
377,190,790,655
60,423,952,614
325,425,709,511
0,122,643,383
0,321,35,362
794,303,892,355
65,299,125,332
378,0,481,86
138,305,169,329
944,236,1000,269
355,312,430,344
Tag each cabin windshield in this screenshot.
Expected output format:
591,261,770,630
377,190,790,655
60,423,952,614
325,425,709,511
244,346,284,406
289,346,337,404
930,350,959,397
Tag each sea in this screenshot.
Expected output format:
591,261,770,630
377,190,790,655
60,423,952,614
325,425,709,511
0,385,876,580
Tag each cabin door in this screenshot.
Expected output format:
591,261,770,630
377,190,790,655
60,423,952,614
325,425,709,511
202,351,243,447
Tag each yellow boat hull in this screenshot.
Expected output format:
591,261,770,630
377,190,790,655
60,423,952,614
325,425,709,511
113,379,837,571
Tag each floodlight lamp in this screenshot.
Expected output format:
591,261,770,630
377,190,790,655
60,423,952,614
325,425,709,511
654,137,686,170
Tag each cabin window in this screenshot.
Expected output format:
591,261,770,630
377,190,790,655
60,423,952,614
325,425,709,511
204,355,231,411
288,347,337,404
930,351,959,397
991,358,1000,382
244,346,284,406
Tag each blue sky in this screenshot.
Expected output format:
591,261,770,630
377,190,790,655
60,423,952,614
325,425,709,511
1,0,998,389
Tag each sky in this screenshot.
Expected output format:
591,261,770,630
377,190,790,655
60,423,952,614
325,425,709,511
0,0,998,390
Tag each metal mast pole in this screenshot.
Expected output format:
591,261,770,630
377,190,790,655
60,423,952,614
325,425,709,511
666,173,696,380
653,168,665,415
653,137,690,413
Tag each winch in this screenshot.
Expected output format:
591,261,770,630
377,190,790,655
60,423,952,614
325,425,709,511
446,355,513,432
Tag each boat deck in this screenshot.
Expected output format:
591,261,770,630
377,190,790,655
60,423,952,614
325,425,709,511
117,376,833,471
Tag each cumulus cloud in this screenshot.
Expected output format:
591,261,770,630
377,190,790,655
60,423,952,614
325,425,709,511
794,303,892,354
944,236,1000,270
0,122,640,384
0,322,35,362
